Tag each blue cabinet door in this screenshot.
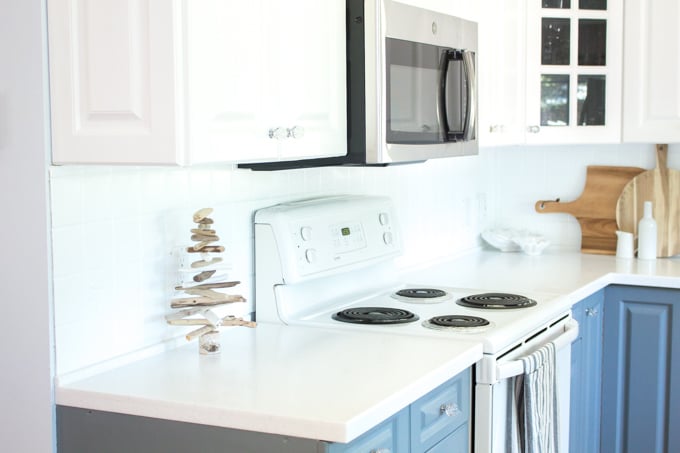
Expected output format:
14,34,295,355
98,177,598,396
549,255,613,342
570,289,604,452
325,407,409,453
602,285,680,453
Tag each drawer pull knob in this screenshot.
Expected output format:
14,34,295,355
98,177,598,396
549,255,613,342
586,308,598,317
440,402,460,417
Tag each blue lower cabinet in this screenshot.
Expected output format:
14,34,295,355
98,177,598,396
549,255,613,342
410,370,469,452
569,289,604,452
425,423,468,453
326,407,409,453
602,285,680,453
327,368,471,453
57,369,471,453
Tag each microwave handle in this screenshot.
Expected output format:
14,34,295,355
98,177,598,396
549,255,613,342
462,50,477,141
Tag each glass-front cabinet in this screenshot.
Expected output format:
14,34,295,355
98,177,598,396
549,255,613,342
524,0,622,144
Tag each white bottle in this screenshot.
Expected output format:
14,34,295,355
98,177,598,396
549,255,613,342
637,201,657,260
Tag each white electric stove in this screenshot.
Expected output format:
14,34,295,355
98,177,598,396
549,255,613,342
253,195,577,452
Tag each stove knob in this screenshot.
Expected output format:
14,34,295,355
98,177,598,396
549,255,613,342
300,226,312,241
378,212,390,225
383,232,393,245
305,248,317,263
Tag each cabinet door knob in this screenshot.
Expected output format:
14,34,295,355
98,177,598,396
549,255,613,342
440,402,460,417
287,125,305,139
268,127,287,140
370,449,390,453
527,125,541,133
586,308,598,317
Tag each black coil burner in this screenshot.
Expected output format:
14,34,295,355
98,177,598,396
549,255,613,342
428,315,490,328
332,307,419,324
395,288,448,299
456,293,537,309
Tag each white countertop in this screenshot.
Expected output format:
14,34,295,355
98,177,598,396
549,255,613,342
406,249,680,305
56,323,482,443
56,249,680,444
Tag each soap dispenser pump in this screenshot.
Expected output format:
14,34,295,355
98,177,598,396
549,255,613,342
637,201,657,260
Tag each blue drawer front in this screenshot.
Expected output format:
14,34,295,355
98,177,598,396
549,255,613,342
410,369,470,453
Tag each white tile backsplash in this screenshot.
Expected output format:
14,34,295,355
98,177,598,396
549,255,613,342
49,143,677,375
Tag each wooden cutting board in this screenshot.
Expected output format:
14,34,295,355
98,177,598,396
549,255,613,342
616,144,680,257
535,165,645,255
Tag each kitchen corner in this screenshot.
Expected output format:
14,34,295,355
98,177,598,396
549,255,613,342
54,245,680,450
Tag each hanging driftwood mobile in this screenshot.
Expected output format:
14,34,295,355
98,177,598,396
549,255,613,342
166,207,255,354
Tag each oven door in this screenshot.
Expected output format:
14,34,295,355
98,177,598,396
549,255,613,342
475,317,578,453
385,38,476,145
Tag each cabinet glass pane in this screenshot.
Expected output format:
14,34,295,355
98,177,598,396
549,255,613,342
542,18,571,65
579,0,606,10
543,0,571,8
579,20,606,65
577,75,605,125
541,74,570,126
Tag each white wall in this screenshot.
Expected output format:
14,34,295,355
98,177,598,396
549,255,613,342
50,142,680,378
0,0,54,451
484,143,680,249
51,156,488,377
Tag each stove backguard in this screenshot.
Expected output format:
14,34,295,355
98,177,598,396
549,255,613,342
254,195,403,324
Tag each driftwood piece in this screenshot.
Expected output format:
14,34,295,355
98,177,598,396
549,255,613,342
185,316,257,341
170,294,246,308
190,257,223,268
190,228,217,236
187,245,225,254
191,234,220,242
193,208,213,223
183,288,230,299
193,270,216,282
175,281,240,291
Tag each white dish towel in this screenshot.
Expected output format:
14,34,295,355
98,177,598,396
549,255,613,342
514,342,560,453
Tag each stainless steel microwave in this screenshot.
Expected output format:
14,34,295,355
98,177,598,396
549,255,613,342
354,0,478,164
240,0,478,170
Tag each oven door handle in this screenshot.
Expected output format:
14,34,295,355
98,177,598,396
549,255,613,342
494,319,579,382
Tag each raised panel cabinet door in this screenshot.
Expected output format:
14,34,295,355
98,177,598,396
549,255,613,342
48,0,183,165
602,285,680,453
569,290,604,453
524,0,623,144
622,0,680,143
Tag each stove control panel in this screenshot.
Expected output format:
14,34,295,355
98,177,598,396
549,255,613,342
255,195,402,282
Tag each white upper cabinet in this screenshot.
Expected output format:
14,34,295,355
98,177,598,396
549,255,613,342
48,0,181,164
479,0,623,146
478,0,527,146
524,0,623,144
48,0,346,165
622,0,680,143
